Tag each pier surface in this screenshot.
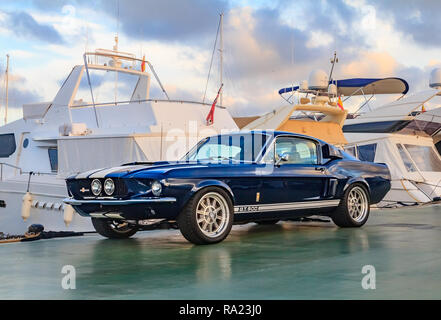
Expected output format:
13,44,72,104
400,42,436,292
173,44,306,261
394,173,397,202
1,205,440,299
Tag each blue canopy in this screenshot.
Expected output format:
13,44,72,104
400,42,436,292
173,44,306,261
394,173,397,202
279,77,409,96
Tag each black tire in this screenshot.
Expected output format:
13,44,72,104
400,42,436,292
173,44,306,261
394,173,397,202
255,219,279,225
331,183,370,228
92,218,138,239
177,187,234,245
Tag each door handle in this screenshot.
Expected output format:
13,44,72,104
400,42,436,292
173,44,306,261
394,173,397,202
315,167,326,172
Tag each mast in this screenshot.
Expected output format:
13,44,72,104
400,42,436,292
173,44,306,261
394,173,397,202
328,51,338,83
4,54,9,125
219,12,223,107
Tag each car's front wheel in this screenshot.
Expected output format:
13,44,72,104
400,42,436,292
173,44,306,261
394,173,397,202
331,183,370,227
177,187,233,245
92,218,138,239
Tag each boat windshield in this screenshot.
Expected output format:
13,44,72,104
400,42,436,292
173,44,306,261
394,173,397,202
399,144,441,172
184,133,270,163
73,69,143,106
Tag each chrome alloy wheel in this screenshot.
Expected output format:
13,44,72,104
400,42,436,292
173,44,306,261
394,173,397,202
347,186,369,222
196,192,229,238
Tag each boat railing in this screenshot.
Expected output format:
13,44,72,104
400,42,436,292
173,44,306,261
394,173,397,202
0,163,22,181
0,163,58,182
70,99,226,109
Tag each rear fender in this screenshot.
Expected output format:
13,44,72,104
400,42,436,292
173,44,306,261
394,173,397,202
343,177,370,196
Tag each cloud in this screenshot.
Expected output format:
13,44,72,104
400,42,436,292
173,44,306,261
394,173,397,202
92,0,229,43
340,51,399,78
1,10,64,44
366,0,441,48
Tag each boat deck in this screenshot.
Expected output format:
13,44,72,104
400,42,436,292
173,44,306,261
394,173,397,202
1,205,441,299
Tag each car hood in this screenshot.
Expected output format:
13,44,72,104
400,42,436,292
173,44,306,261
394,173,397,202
72,161,260,180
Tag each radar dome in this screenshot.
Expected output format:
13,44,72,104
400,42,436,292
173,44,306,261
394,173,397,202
308,69,328,90
430,68,441,88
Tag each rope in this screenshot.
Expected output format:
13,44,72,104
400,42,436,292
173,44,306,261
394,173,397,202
400,179,423,203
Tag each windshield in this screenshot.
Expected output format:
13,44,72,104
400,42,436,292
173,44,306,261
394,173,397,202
184,133,270,163
403,144,441,172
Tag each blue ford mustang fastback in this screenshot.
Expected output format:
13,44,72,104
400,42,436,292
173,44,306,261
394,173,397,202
64,131,391,244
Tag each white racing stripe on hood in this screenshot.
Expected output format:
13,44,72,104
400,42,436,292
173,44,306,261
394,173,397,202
75,168,107,179
88,165,146,178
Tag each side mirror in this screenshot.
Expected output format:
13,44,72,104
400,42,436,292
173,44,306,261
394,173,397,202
275,152,290,166
322,144,343,160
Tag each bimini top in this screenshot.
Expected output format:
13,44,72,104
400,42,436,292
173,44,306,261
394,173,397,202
279,77,409,96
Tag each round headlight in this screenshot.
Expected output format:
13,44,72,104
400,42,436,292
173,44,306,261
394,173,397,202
91,179,102,196
104,178,115,196
151,181,162,196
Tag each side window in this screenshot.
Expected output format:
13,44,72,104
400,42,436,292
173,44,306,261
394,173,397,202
0,134,16,158
275,137,318,165
48,148,58,173
357,143,377,162
397,144,417,172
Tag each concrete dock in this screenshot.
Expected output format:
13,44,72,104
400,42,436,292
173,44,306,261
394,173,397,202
1,205,440,299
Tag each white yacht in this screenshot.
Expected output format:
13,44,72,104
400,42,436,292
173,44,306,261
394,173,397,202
257,67,441,207
0,40,238,234
341,70,441,207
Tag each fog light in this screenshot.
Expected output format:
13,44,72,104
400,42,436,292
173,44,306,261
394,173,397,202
104,178,115,196
151,181,162,196
91,179,102,196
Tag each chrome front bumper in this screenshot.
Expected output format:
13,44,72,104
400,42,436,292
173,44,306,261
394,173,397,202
63,197,177,206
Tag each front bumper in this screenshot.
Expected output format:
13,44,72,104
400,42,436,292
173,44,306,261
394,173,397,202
63,197,177,206
63,197,178,220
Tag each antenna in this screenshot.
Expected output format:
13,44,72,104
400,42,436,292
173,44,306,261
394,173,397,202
219,12,224,107
4,54,9,125
328,51,338,83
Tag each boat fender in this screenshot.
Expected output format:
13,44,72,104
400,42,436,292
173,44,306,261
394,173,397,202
64,204,75,226
21,192,33,221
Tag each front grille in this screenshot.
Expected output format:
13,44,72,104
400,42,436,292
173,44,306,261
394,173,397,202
67,178,128,199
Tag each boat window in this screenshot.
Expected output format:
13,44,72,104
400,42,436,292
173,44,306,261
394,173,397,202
0,134,16,158
344,146,357,158
275,137,318,165
74,69,142,106
185,133,269,163
404,144,441,172
356,143,377,162
48,148,58,173
397,144,417,172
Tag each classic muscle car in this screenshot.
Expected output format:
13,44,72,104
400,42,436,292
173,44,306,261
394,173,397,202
64,131,391,244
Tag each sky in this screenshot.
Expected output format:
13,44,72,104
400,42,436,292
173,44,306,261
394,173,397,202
1,0,441,123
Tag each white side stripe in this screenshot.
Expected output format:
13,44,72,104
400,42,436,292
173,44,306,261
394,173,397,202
234,200,340,213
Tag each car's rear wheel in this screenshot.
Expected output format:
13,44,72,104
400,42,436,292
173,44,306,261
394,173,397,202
92,218,138,239
331,183,370,227
177,187,233,245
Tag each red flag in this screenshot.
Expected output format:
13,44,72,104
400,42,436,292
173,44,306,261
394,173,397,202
206,84,223,126
141,55,146,72
337,96,344,111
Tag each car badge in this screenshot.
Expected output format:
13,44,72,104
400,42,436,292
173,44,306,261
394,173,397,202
80,187,90,193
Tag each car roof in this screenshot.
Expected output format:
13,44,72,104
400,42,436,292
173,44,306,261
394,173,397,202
233,130,329,145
